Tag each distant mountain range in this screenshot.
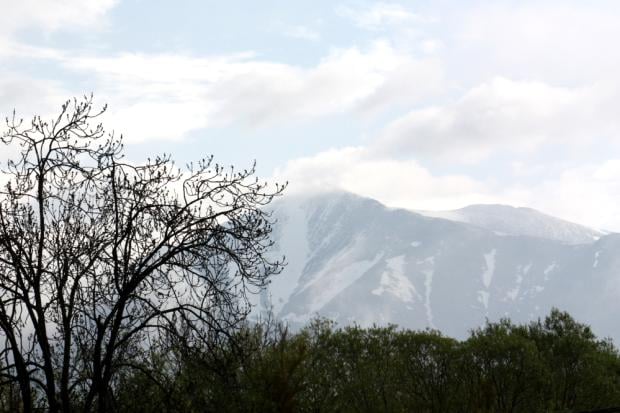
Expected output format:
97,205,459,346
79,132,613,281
255,191,620,342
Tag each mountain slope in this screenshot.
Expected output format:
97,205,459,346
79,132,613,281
258,191,620,341
417,204,603,244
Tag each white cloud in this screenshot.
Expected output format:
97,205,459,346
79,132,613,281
284,25,320,41
0,74,77,177
420,39,442,54
0,39,66,60
0,73,71,120
4,0,620,232
375,77,619,162
273,146,495,211
274,147,620,232
59,41,442,142
337,2,420,30
509,160,620,232
0,0,119,35
456,2,620,82
0,0,120,73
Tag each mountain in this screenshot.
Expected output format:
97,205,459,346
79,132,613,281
417,204,603,245
256,191,620,341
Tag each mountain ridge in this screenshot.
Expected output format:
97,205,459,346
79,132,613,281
257,190,620,342
415,203,605,245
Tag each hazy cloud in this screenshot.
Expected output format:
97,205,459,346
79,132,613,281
60,41,443,141
0,73,71,120
375,77,619,162
284,25,321,41
4,0,620,231
337,2,420,30
456,2,620,82
0,0,119,36
273,146,495,211
275,147,620,231
510,160,620,232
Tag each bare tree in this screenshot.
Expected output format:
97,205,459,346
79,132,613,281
0,96,285,412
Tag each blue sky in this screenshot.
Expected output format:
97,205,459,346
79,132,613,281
3,0,620,230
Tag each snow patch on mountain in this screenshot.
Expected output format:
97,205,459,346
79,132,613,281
302,240,382,313
477,291,490,311
593,250,601,268
506,265,526,301
482,249,496,288
421,257,436,328
372,255,419,303
543,262,557,280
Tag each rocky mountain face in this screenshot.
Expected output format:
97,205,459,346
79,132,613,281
256,191,620,341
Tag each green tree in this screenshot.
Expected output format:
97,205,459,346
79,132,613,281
527,309,620,411
394,330,461,412
462,320,548,413
114,310,620,413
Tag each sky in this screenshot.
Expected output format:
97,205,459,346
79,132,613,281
2,0,620,230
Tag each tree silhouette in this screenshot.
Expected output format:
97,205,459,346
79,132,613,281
0,96,285,412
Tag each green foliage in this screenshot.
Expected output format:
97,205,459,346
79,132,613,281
528,309,620,411
108,309,620,412
462,320,548,412
394,330,461,412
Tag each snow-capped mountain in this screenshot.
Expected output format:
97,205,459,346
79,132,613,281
417,204,603,245
257,191,620,341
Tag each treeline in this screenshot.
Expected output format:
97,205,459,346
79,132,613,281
0,309,617,412
111,309,620,413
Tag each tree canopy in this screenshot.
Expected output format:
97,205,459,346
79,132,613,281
115,310,620,413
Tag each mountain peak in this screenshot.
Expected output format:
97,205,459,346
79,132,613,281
275,191,605,245
417,203,603,244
